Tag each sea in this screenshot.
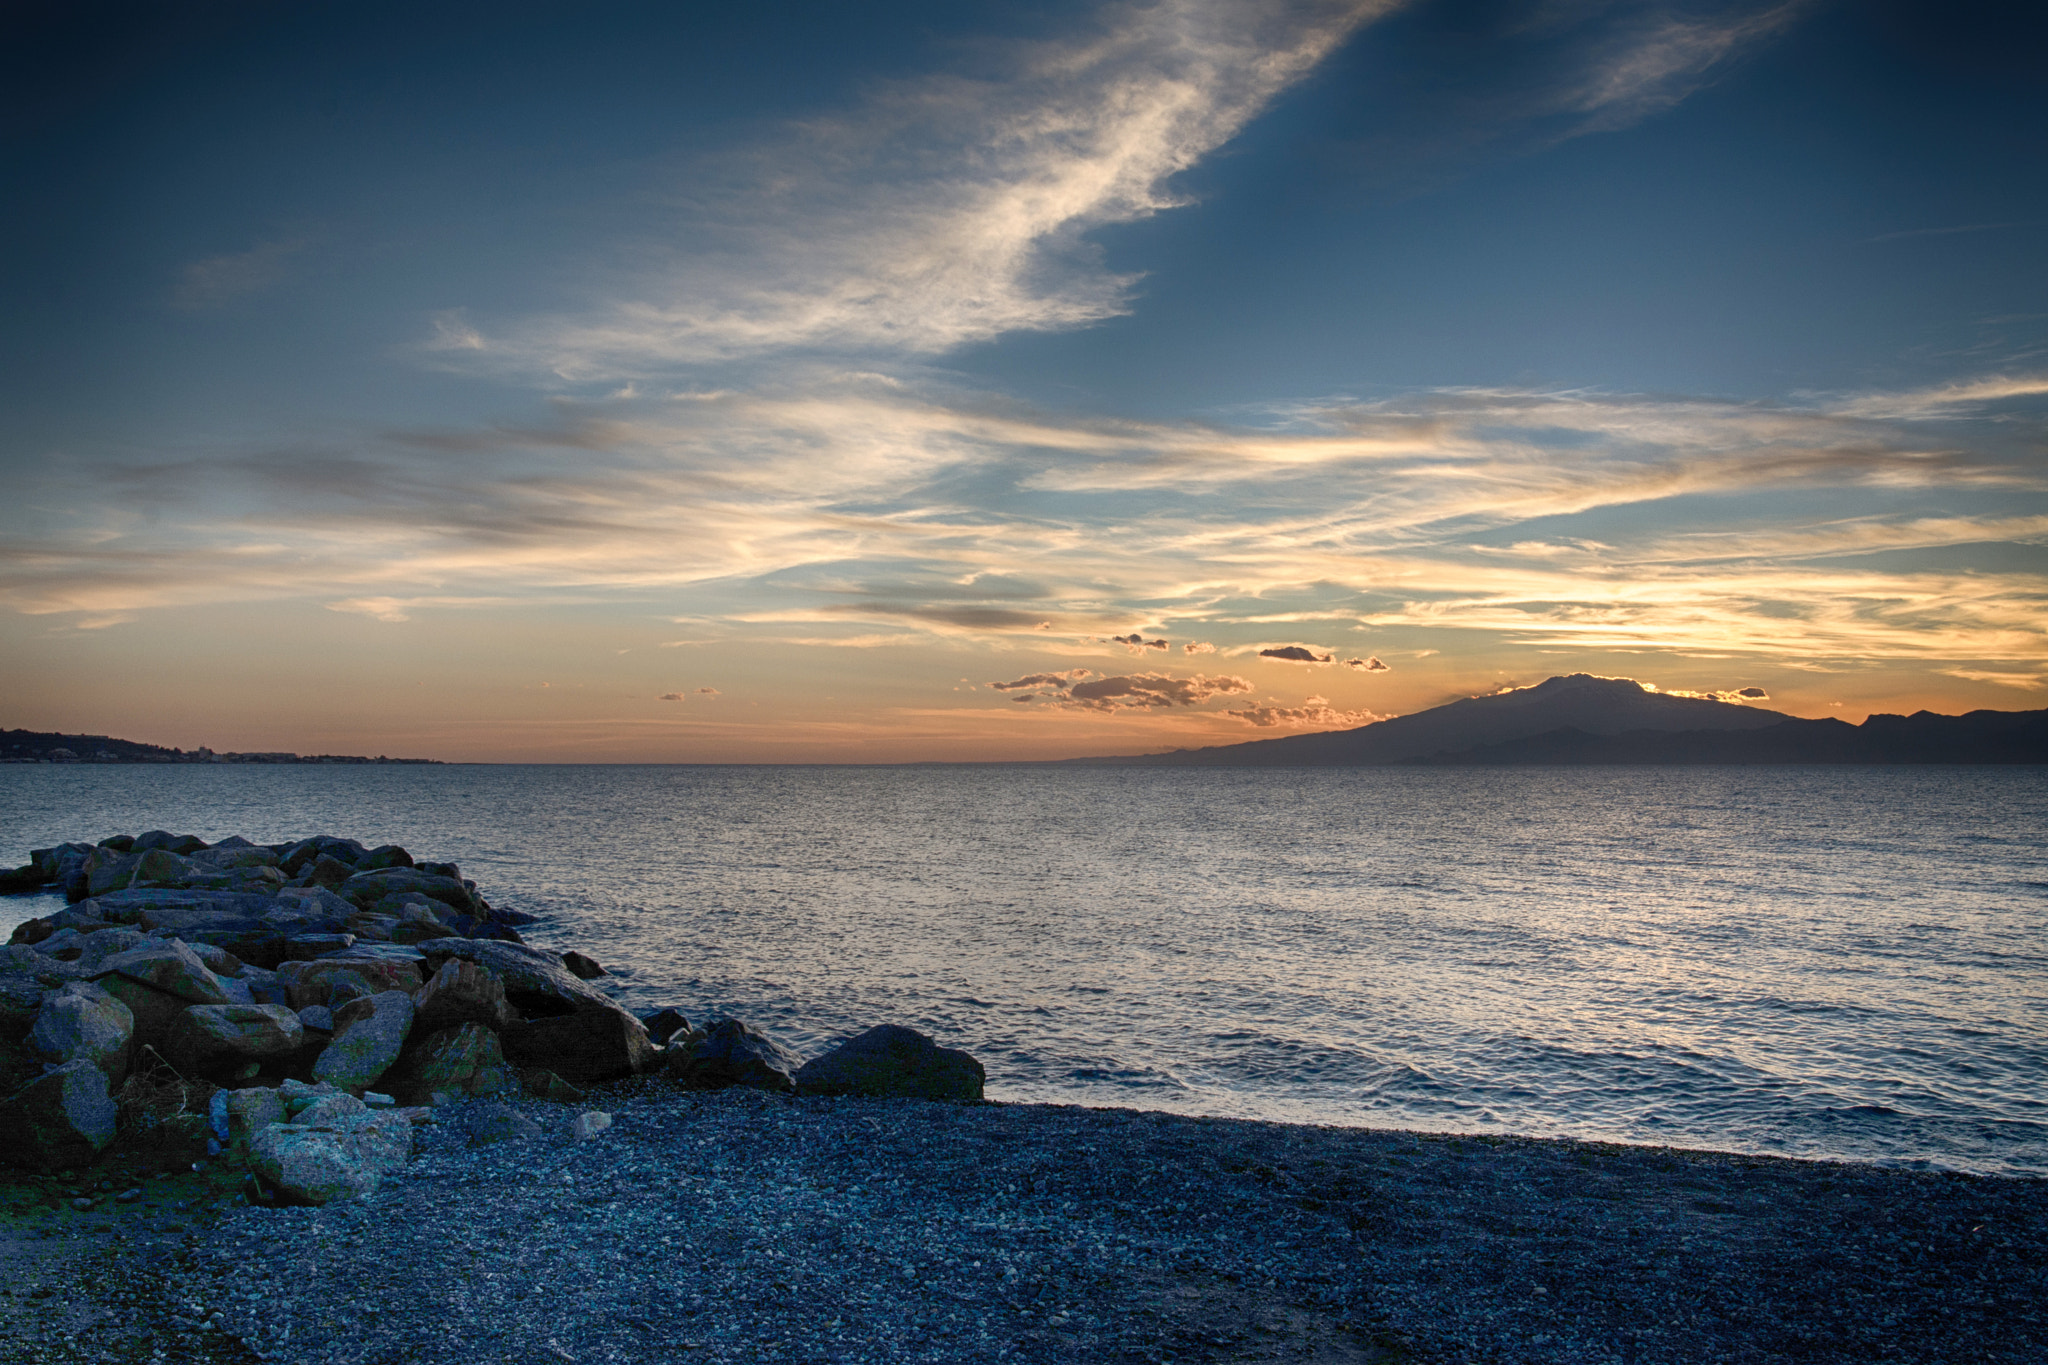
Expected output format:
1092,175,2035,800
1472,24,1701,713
3,763,2043,1176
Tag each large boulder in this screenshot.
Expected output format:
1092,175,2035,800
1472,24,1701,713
246,1101,413,1204
417,939,616,1018
91,939,231,1005
0,1060,119,1171
383,1023,518,1106
794,1025,985,1102
164,1003,305,1079
501,1007,655,1086
336,868,477,917
411,958,512,1033
672,1018,802,1094
83,846,142,898
28,981,135,1084
277,957,424,1010
312,990,414,1091
0,950,70,1033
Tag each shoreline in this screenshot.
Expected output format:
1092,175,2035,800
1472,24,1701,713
7,1090,2044,1364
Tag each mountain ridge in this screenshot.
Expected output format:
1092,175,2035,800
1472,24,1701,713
1067,674,2044,766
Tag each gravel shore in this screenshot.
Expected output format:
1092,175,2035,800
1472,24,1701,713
5,1083,2043,1365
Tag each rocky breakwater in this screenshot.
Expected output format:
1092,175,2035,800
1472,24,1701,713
1,830,985,1208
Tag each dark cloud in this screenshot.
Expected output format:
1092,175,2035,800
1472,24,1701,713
1344,656,1390,671
1057,672,1254,712
697,686,720,695
989,669,1093,692
658,692,686,701
1737,686,1768,699
1259,645,1332,663
1105,632,1170,651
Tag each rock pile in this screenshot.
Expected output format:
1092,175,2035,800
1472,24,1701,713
2,830,985,1205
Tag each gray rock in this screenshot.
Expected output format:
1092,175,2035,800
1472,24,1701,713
74,928,151,973
222,1087,287,1149
384,1023,517,1106
312,990,414,1091
501,1007,656,1086
571,1111,613,1141
794,1024,986,1102
0,1060,119,1171
247,1108,413,1204
673,1018,803,1094
297,1004,335,1033
277,957,424,1010
464,1102,543,1146
417,939,619,1018
92,975,190,1048
639,1006,692,1045
28,981,135,1084
83,846,142,898
91,939,231,1005
309,854,354,888
164,1003,306,1078
337,867,477,916
560,950,606,980
412,958,512,1034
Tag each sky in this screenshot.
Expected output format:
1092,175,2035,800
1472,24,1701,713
1,0,2044,762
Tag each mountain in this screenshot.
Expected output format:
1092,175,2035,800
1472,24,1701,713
1403,708,2048,765
1080,674,1795,766
0,729,442,764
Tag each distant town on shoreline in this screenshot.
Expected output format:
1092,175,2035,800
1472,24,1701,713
0,729,443,766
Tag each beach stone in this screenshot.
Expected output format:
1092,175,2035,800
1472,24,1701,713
0,863,47,894
639,1006,692,1045
794,1024,986,1102
0,1060,119,1171
247,1110,413,1204
132,831,206,855
560,950,606,980
571,1111,612,1141
0,961,60,1033
464,1102,542,1146
412,958,512,1034
278,957,424,1010
297,1005,335,1033
313,990,414,1091
501,1007,655,1086
164,1004,305,1078
28,982,135,1084
128,848,195,888
5,916,57,947
189,845,279,873
517,1068,587,1103
673,1018,802,1094
92,939,231,1005
384,1022,517,1106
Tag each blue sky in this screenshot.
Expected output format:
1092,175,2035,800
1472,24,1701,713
2,0,2044,760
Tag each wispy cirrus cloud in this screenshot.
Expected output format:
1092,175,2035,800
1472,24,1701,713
452,0,1394,378
172,237,309,309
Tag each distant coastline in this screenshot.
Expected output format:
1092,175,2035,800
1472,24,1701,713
0,729,444,766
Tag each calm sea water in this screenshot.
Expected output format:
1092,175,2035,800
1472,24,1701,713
3,764,2043,1174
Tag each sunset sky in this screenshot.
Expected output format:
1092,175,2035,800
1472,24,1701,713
3,0,2044,762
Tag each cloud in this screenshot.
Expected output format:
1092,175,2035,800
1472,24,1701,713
1344,656,1389,671
474,0,1392,377
1052,671,1254,711
697,686,720,695
1182,640,1215,654
1259,645,1332,663
172,237,307,309
1106,632,1171,651
1224,698,1384,728
1659,686,1770,703
990,669,1094,691
658,692,686,702
1940,669,2048,690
